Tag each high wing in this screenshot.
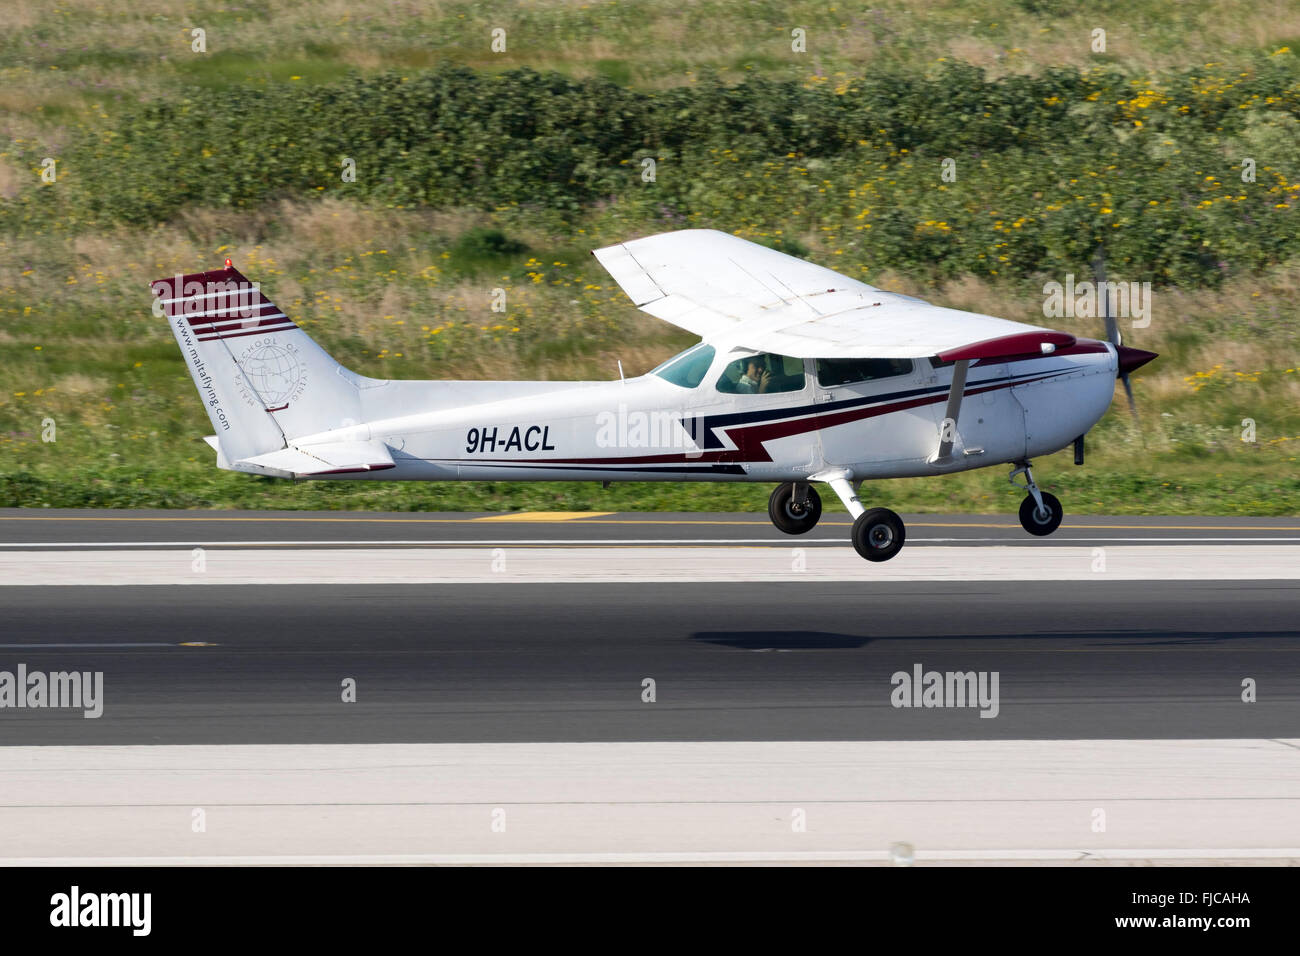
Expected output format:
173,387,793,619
593,229,1073,360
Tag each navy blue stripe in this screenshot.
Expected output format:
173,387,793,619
686,367,1056,449
450,462,748,475
427,365,1067,469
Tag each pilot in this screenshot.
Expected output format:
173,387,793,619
736,356,772,394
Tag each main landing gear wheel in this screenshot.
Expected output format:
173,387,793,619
768,482,822,534
852,507,906,562
1019,491,1063,536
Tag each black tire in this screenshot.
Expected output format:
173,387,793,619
768,482,822,534
852,508,906,562
1019,491,1063,536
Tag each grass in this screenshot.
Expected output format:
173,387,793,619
1,2,1298,514
6,1,1300,157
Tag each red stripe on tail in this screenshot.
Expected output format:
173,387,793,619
151,266,298,337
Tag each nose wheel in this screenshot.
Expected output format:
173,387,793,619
1011,461,1064,536
768,482,822,534
1019,492,1063,535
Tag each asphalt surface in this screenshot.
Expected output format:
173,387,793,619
2,509,1297,746
2,508,1298,547
1,576,1297,745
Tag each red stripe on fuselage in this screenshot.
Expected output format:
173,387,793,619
466,369,1063,467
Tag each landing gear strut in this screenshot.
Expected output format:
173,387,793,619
811,470,907,562
1011,461,1064,536
768,482,822,534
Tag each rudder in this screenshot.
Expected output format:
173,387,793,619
151,263,365,464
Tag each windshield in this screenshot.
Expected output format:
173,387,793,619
650,343,716,389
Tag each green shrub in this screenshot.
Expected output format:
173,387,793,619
7,58,1299,288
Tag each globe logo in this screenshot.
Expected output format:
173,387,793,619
243,344,302,406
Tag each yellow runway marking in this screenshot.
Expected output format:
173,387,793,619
472,512,615,522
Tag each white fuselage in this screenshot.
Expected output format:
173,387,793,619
288,339,1119,484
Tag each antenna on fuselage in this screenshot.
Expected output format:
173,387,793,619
617,360,625,384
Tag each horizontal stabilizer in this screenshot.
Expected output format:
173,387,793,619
202,434,232,470
233,440,395,478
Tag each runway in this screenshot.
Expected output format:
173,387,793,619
1,508,1298,863
0,578,1299,744
4,508,1299,546
1,509,1297,744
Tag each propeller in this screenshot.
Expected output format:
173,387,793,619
1093,244,1156,422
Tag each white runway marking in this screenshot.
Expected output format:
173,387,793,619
1,740,1296,865
1,545,1298,584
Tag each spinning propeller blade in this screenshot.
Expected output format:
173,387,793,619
1094,244,1153,422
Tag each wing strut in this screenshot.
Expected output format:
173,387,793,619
929,359,971,464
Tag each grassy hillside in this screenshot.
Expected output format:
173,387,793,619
1,2,1298,514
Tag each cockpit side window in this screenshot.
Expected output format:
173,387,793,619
715,353,806,394
815,357,914,388
651,343,716,389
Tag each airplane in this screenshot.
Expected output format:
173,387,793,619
150,228,1156,562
